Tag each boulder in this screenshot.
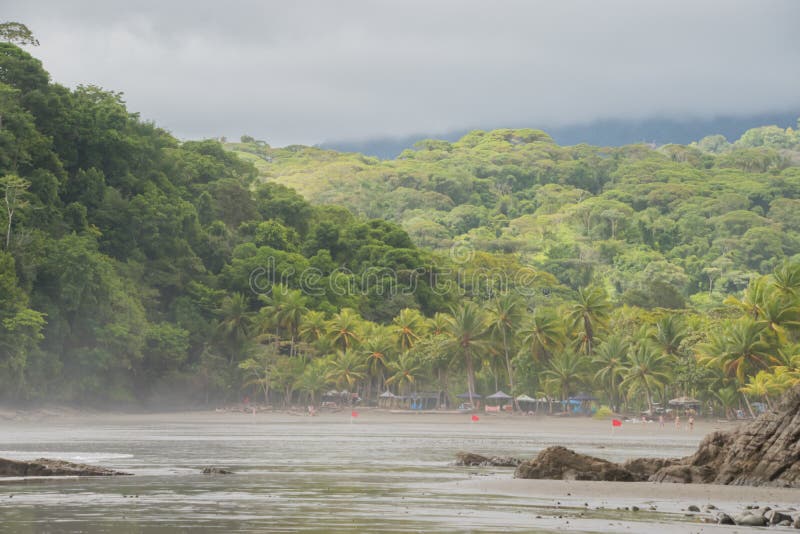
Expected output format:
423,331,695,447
733,513,768,527
514,446,640,482
650,384,800,487
0,457,129,477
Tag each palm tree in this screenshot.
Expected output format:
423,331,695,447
299,310,328,344
542,350,586,406
324,350,367,390
620,342,673,412
294,359,329,406
217,293,253,363
698,318,776,386
361,325,395,401
428,312,450,336
487,294,523,405
567,286,611,355
385,352,422,395
261,288,308,356
518,309,565,364
771,261,800,298
652,315,687,358
724,277,769,320
328,308,362,351
393,308,428,351
445,302,490,404
592,334,629,412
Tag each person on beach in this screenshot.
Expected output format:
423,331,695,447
658,414,664,428
688,415,694,432
675,415,681,430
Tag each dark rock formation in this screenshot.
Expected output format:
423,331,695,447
513,446,639,481
650,384,800,487
0,457,130,477
455,452,521,467
201,467,234,474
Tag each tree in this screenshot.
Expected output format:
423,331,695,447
620,342,672,412
518,309,564,364
392,308,427,351
486,294,522,403
542,350,586,404
592,334,629,412
216,293,252,363
385,352,422,395
0,174,30,250
445,302,490,404
324,350,366,390
328,308,361,351
0,22,38,46
567,286,611,355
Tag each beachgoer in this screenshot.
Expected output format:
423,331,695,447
688,416,694,431
658,415,664,428
675,415,681,430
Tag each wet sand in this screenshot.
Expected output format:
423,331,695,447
1,407,794,532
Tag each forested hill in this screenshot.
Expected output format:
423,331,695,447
3,40,800,412
0,43,441,403
228,124,800,308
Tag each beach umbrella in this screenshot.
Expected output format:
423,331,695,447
456,392,482,399
515,394,536,402
486,390,512,400
379,391,396,398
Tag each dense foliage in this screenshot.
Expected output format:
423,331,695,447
2,39,800,414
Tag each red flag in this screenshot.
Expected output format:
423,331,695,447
351,410,359,418
612,419,622,427
471,415,480,422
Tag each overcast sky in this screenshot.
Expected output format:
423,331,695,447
3,0,799,146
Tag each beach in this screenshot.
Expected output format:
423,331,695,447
0,408,795,532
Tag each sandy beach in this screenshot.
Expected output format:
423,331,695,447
1,407,796,532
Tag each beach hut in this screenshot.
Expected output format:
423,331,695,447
515,394,537,413
456,392,481,410
378,390,395,409
486,390,513,412
668,396,701,415
568,392,599,415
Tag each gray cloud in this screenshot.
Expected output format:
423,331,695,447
3,0,799,145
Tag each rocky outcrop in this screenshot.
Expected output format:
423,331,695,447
455,452,522,467
513,446,641,481
650,384,800,487
0,457,130,477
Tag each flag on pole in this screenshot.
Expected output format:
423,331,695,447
612,419,622,427
471,415,480,422
351,410,359,418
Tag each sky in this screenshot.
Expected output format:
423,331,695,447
3,0,799,146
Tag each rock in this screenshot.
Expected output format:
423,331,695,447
704,504,717,511
201,467,234,475
455,452,522,467
622,457,680,479
513,446,640,482
687,505,700,512
734,513,768,527
765,509,792,525
793,515,800,528
0,457,129,477
650,384,800,487
716,513,735,525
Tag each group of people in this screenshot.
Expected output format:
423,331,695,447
653,413,695,431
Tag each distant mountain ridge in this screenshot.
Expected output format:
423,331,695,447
320,112,799,159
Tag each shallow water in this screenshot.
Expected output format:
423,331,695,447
0,414,736,532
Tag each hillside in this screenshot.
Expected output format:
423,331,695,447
2,39,800,415
228,124,800,309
